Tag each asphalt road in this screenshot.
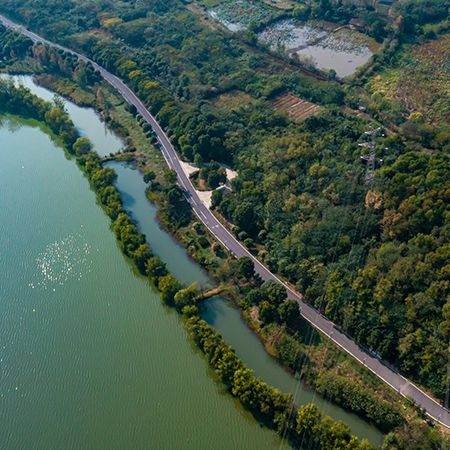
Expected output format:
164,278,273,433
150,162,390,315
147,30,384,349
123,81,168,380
2,14,450,428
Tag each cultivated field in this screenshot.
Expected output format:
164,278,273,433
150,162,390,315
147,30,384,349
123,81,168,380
367,33,450,127
271,93,320,122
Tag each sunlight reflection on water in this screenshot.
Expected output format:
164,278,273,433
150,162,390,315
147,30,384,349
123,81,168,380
29,233,93,290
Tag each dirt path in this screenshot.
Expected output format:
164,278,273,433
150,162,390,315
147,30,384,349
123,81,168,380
185,3,227,31
343,106,397,136
239,41,331,82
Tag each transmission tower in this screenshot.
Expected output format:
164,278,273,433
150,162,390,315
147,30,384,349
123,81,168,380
359,127,380,188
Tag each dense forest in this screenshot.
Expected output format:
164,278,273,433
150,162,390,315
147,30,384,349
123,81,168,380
215,113,450,399
2,0,450,444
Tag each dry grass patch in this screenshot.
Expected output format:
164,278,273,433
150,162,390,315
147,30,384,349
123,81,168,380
398,35,450,124
271,93,320,122
185,3,225,30
367,34,450,127
212,90,255,109
260,0,296,10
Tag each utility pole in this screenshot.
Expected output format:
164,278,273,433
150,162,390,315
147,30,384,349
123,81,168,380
359,127,381,188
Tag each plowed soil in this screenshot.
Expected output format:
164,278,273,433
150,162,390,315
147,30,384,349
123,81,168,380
271,93,320,122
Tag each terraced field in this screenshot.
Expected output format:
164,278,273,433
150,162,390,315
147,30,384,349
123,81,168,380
271,93,320,121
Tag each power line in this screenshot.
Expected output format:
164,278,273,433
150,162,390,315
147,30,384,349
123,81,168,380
359,127,381,188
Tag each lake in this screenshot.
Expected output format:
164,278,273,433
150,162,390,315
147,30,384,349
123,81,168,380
0,75,383,448
0,113,285,450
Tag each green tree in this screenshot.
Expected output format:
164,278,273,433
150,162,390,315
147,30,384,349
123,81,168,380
238,256,255,280
158,274,181,304
370,20,384,42
233,203,255,232
246,288,267,305
259,301,278,324
163,169,177,185
296,404,322,445
76,69,87,88
216,349,241,385
442,303,450,320
174,282,200,309
132,244,151,274
408,112,425,123
167,185,182,204
394,15,405,34
73,136,93,156
91,167,117,189
265,281,287,306
208,171,221,189
182,305,199,319
293,5,308,19
146,256,168,281
194,153,204,168
211,189,223,209
278,300,300,325
182,145,194,160
52,94,66,113
143,171,156,184
244,238,254,248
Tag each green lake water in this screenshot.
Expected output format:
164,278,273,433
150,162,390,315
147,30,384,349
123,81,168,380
0,75,383,448
201,299,383,446
0,114,286,450
104,161,382,446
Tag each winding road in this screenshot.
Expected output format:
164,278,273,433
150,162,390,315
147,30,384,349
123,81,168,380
2,14,450,429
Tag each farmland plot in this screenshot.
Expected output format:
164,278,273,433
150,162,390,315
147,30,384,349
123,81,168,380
208,0,276,31
271,93,320,122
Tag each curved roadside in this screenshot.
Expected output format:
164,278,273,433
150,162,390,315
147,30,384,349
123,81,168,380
2,14,449,428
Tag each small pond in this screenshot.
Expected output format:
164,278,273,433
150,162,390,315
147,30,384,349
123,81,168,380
258,19,377,77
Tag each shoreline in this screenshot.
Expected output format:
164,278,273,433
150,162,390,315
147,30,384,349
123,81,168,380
0,84,376,448
19,70,404,435
17,70,389,437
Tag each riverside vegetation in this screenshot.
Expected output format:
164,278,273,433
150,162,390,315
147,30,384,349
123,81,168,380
2,0,450,446
0,80,375,450
0,55,443,450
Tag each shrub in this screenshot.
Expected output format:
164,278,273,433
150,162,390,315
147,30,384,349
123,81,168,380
238,231,248,241
231,226,240,235
244,238,254,248
258,230,267,240
192,222,202,233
